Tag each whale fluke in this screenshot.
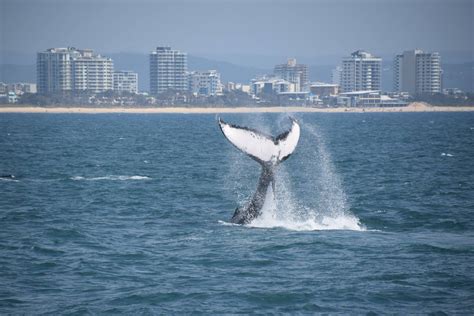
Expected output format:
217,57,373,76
218,118,300,224
218,118,300,165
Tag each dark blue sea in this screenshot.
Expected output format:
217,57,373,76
1,112,473,314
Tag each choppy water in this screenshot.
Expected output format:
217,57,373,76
1,112,473,314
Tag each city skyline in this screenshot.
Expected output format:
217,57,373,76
1,0,472,67
6,45,458,95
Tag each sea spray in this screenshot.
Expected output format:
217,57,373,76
296,122,364,230
222,115,364,231
252,119,365,231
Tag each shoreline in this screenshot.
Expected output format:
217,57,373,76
1,103,474,114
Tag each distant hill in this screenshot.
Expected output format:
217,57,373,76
1,55,472,92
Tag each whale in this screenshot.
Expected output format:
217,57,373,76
0,174,15,179
218,117,300,224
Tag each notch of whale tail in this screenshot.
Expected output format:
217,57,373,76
218,117,300,225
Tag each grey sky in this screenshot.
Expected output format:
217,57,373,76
1,0,473,63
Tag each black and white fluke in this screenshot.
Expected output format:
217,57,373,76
218,117,300,224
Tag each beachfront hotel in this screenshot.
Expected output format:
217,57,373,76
393,49,442,95
273,58,309,92
37,47,113,94
113,71,138,94
149,46,187,95
340,50,381,93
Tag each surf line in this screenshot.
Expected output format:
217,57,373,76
218,117,300,224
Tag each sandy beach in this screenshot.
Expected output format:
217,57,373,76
0,102,473,114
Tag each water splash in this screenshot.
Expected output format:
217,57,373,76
441,153,454,157
223,116,365,231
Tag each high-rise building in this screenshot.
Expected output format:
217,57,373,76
37,47,80,93
72,49,113,93
393,49,442,95
187,70,221,96
37,47,114,94
150,46,187,95
340,50,381,92
274,58,308,92
113,71,138,94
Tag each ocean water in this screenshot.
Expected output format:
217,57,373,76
1,112,473,314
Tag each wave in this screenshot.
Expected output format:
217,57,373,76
71,175,151,181
0,177,19,182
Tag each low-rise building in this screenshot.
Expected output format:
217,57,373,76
310,82,340,97
277,91,312,106
252,76,295,95
0,82,37,94
8,91,18,103
187,70,222,96
336,90,407,107
223,82,252,95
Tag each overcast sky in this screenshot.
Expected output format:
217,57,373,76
1,0,473,64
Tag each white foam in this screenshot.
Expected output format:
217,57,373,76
218,220,241,227
441,153,454,157
249,212,365,231
218,212,365,231
71,175,151,181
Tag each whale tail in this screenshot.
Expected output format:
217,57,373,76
218,117,300,224
218,118,300,166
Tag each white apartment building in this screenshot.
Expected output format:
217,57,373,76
113,71,138,94
150,46,187,95
340,50,381,93
393,49,442,95
72,49,113,93
37,47,114,94
187,70,221,96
